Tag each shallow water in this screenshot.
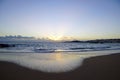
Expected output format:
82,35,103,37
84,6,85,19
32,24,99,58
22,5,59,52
0,50,120,73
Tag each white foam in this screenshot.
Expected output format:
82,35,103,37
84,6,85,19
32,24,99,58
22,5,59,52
0,53,85,73
0,50,120,73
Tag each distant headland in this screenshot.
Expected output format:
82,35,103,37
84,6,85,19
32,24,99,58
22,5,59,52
64,39,120,43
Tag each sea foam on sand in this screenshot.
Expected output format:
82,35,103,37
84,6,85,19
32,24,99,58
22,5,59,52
0,53,84,73
0,50,120,73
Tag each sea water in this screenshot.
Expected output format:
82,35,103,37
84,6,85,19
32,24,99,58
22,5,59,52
0,41,120,53
0,41,120,73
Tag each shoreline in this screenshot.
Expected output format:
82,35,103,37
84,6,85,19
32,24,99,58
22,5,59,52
0,53,120,80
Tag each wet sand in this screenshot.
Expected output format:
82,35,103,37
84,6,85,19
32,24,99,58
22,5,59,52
0,53,120,80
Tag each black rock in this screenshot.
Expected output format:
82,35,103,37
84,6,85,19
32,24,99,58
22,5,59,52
0,44,15,48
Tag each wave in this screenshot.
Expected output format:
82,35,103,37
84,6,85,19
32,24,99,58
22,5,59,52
33,46,119,53
0,42,120,53
0,47,120,53
34,49,55,53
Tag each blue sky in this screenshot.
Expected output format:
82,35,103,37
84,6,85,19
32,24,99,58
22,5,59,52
0,0,120,40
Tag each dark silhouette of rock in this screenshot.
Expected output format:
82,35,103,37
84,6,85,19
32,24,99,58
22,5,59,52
0,44,15,48
86,39,120,43
64,39,120,43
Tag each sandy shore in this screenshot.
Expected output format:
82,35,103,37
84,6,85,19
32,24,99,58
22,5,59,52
0,53,120,80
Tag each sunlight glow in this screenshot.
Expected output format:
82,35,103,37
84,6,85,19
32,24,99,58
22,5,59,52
48,35,63,41
55,53,62,60
47,25,68,41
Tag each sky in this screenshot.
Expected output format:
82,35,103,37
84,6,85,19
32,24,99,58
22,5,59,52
0,0,120,40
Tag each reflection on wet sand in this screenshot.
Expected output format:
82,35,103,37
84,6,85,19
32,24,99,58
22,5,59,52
0,53,84,73
0,50,120,73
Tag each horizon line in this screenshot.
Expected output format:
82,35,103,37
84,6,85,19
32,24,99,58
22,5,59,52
0,35,120,41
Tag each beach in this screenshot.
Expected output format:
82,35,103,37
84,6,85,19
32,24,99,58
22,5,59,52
0,53,120,80
1,0,120,80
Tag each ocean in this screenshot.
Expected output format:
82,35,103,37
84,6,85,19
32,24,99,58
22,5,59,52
0,40,120,73
0,40,120,53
